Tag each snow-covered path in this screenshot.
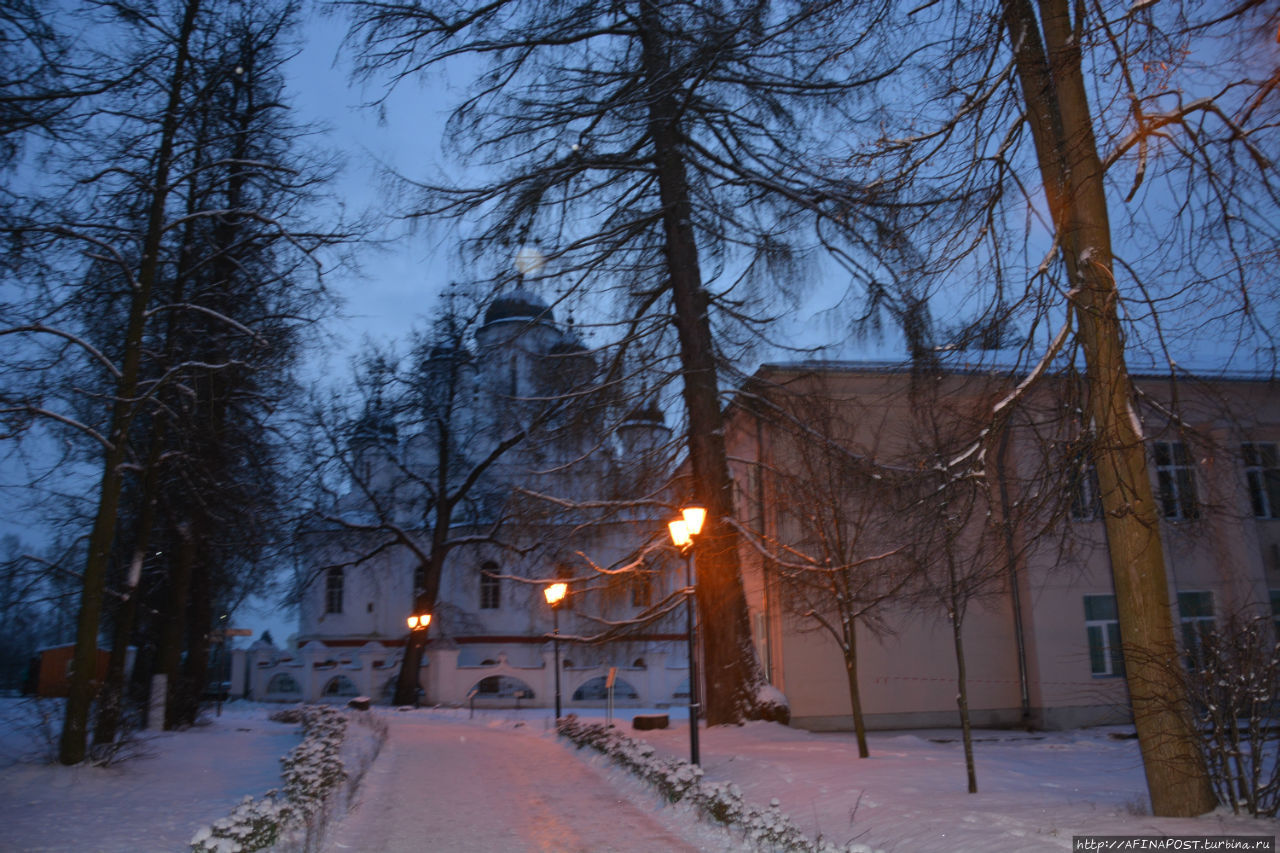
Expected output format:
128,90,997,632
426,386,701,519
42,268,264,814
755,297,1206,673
323,714,702,853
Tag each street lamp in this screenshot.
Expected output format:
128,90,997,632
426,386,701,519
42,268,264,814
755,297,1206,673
668,504,705,766
544,582,568,720
404,611,431,706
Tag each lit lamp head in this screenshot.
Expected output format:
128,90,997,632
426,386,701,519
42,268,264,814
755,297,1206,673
544,582,568,607
669,505,706,550
668,519,690,549
406,613,431,631
681,506,706,536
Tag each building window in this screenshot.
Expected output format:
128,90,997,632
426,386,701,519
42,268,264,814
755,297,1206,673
1068,450,1102,521
1153,441,1198,520
630,571,652,607
266,673,301,695
573,676,638,701
322,675,359,698
1243,442,1280,519
325,568,344,615
479,561,500,610
1083,594,1124,677
734,463,764,532
1177,591,1215,670
475,675,535,698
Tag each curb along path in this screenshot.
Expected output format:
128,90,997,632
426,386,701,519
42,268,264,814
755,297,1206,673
322,714,704,853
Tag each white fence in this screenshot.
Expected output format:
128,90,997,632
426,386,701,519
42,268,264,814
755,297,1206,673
231,641,688,709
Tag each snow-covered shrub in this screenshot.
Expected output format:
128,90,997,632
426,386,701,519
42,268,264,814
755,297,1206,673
280,707,347,817
189,792,292,853
87,696,152,767
753,683,791,725
191,705,349,852
1177,614,1280,817
557,716,879,853
268,706,307,725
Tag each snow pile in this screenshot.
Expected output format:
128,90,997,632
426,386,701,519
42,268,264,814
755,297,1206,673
753,682,792,724
558,715,881,853
191,705,348,853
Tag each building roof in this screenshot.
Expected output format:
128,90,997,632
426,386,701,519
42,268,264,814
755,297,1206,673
483,288,555,325
755,359,1277,383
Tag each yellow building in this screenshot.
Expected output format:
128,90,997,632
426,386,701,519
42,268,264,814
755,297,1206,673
727,362,1279,731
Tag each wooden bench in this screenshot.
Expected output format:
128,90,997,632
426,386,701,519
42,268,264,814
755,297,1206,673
632,713,669,730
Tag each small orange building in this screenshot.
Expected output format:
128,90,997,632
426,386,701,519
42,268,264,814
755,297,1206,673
35,644,113,698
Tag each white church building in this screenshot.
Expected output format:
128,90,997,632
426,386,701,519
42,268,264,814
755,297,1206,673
232,289,695,710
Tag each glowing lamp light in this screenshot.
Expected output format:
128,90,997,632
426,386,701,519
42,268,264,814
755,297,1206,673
668,519,690,549
669,504,705,766
406,613,431,630
681,506,706,537
544,582,568,607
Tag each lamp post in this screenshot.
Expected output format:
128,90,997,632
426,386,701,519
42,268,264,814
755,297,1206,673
544,582,567,720
668,505,706,766
405,611,431,707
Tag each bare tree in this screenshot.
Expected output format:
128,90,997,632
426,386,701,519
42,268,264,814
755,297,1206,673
0,535,78,692
1173,610,1280,818
792,1,1280,815
1,0,342,762
737,376,907,757
298,293,594,705
0,0,127,169
333,0,894,723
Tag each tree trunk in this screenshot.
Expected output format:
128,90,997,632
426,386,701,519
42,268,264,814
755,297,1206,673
59,0,203,765
842,620,869,758
157,521,195,730
950,596,977,794
1000,0,1215,816
637,0,770,726
174,540,212,727
393,490,454,706
393,626,427,706
94,425,165,747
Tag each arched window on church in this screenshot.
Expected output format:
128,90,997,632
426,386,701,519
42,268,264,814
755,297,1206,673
325,568,344,615
479,561,501,610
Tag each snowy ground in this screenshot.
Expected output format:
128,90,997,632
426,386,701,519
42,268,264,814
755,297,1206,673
0,698,300,852
625,717,1280,851
322,712,703,853
0,698,1275,852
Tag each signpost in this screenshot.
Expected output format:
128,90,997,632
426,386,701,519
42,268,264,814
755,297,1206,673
606,666,617,727
205,628,251,715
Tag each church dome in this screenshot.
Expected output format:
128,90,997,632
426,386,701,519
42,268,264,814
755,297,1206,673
425,342,471,363
483,288,554,325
